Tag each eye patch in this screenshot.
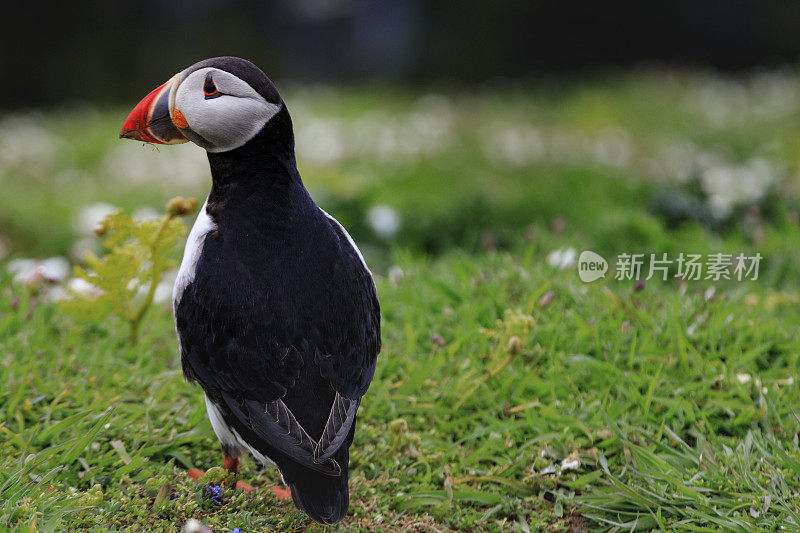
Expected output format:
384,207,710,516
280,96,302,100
204,74,222,99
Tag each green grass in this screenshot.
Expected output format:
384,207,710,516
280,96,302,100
3,69,800,530
2,250,800,530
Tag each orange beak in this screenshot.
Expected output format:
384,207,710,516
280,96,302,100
120,74,188,144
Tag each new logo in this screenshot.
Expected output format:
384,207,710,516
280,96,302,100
578,250,608,282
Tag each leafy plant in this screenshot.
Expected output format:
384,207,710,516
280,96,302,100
61,196,197,343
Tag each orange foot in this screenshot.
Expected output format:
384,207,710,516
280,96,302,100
235,480,255,493
186,468,204,481
269,486,292,501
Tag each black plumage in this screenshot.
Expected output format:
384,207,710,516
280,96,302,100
173,59,381,524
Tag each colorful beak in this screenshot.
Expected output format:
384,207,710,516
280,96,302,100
120,74,188,144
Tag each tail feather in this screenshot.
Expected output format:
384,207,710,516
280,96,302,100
285,469,350,525
275,398,358,524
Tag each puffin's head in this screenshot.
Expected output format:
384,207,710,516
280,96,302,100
120,57,283,153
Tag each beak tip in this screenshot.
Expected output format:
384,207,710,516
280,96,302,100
120,77,188,145
119,128,152,144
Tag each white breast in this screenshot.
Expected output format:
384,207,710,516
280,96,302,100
173,197,217,309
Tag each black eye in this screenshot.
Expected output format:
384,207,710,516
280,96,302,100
203,75,221,99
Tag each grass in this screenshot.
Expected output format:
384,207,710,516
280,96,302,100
2,68,800,530
3,250,800,530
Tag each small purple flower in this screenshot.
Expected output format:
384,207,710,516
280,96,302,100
207,484,223,505
232,529,242,533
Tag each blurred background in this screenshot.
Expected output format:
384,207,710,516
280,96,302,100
3,0,800,285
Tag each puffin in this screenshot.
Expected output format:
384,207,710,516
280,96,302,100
119,57,381,525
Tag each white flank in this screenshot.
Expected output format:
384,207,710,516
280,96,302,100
173,198,217,308
204,394,277,468
204,394,241,452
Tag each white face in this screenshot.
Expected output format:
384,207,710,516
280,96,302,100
173,67,281,153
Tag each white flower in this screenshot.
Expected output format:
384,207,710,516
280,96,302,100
181,518,212,533
292,93,455,165
539,465,557,475
132,206,160,222
68,277,102,296
387,265,404,285
72,203,117,235
591,128,632,169
547,247,577,270
154,280,174,304
154,270,178,304
483,124,545,167
560,453,581,472
7,256,70,284
367,204,401,239
69,236,99,263
294,117,346,165
701,158,776,218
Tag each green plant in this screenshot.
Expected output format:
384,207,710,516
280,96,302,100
4,246,800,530
61,196,197,343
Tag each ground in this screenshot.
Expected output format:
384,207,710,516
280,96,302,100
2,69,800,531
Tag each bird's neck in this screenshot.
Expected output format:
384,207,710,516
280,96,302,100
205,105,308,225
206,104,298,187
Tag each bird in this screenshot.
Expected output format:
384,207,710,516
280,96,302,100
119,56,381,525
